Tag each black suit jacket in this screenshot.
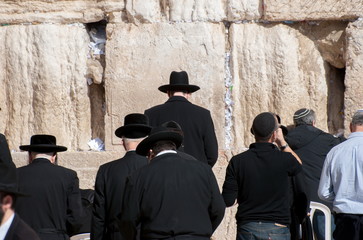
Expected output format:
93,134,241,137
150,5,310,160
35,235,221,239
4,213,40,240
119,152,226,240
145,96,218,167
92,151,148,240
16,158,83,240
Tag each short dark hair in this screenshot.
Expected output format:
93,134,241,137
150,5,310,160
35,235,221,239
251,112,278,142
293,108,316,126
151,140,177,156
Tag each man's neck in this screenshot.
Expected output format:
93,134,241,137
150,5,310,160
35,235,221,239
1,209,14,226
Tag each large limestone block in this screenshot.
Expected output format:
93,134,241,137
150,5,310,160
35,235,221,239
345,20,363,129
264,0,363,21
104,22,226,152
0,24,92,151
227,0,261,21
0,1,123,24
229,23,330,149
294,21,347,69
125,0,227,22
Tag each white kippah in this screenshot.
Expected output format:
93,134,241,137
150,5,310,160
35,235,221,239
293,108,311,120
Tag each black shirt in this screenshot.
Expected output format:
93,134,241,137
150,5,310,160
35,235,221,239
222,143,301,225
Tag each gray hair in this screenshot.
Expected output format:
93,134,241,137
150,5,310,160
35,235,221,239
351,110,363,126
293,108,316,126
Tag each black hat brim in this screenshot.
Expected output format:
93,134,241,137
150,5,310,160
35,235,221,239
0,184,27,197
19,144,67,153
115,125,152,138
158,84,200,93
136,131,183,156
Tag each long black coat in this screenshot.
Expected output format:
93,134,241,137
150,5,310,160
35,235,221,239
4,213,40,240
145,96,218,167
92,151,148,240
119,152,226,240
286,125,343,209
16,158,83,240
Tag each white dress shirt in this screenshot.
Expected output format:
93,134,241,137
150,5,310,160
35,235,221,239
0,212,15,240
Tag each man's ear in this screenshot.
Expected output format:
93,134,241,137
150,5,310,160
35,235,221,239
1,195,13,210
147,149,155,161
312,120,316,127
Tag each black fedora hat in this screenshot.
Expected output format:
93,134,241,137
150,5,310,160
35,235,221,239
19,134,67,153
158,71,200,93
0,134,25,196
115,113,152,138
136,126,183,156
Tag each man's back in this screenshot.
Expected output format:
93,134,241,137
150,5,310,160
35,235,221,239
286,125,341,207
145,96,218,167
319,132,363,213
223,143,301,225
120,152,225,239
16,158,82,239
92,151,147,240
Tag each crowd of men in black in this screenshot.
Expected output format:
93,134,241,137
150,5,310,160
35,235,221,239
0,71,350,240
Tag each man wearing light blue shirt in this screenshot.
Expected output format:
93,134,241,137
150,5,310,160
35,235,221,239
318,110,363,240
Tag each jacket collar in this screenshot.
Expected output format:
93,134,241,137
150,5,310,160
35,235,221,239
166,96,190,104
31,158,52,164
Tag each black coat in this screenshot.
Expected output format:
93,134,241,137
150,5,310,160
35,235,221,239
145,96,218,167
16,158,83,240
92,151,148,240
4,213,40,240
119,152,226,240
286,125,343,209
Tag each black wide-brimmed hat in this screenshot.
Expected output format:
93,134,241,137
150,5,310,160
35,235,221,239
161,121,184,136
115,113,152,139
136,126,183,156
158,71,200,93
0,134,25,196
19,134,67,153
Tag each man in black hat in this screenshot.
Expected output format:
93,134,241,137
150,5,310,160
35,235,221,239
285,108,344,240
16,134,83,240
144,70,218,167
118,126,225,240
0,133,40,240
222,112,302,240
92,113,151,240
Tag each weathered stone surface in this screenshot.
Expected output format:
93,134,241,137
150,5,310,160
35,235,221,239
0,24,92,151
345,20,363,130
125,0,227,23
227,0,261,21
104,22,226,151
290,21,347,69
229,22,332,149
0,1,123,24
264,0,363,21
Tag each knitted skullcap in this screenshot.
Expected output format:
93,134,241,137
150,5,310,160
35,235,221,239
251,112,277,138
293,108,311,120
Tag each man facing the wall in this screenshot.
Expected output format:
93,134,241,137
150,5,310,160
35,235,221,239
318,110,363,240
16,134,83,240
222,112,302,240
92,113,151,240
144,70,218,167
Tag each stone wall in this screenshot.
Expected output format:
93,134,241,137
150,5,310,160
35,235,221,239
1,1,363,239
